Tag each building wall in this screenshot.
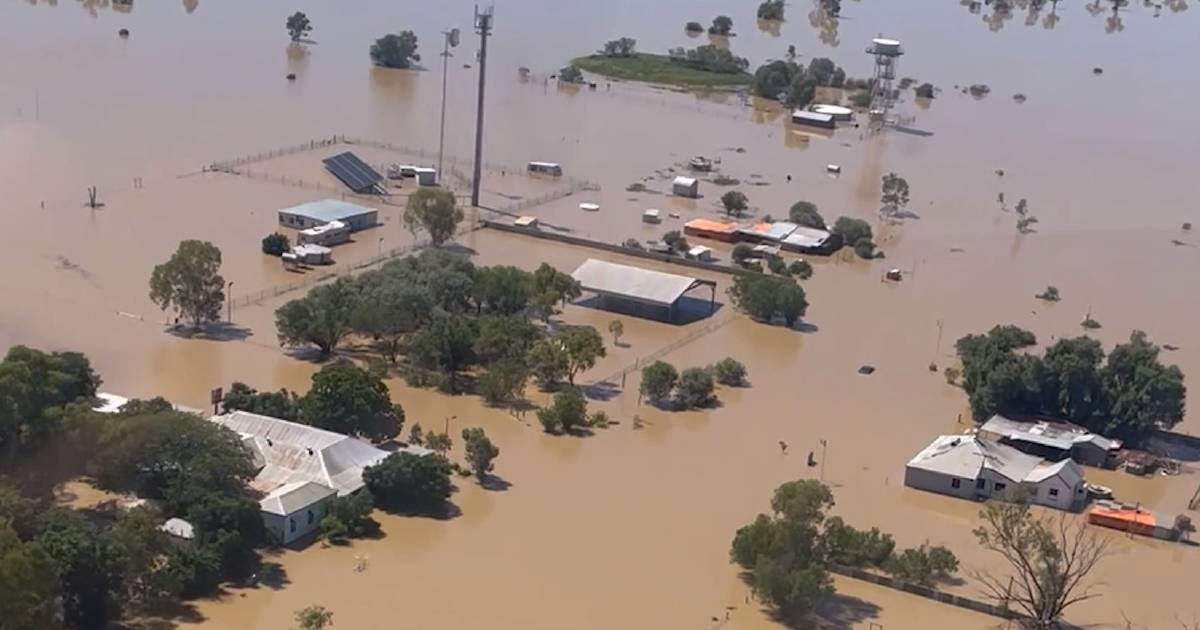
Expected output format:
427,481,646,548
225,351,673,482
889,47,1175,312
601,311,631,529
1070,444,1111,468
903,466,976,500
262,498,331,545
1029,476,1085,511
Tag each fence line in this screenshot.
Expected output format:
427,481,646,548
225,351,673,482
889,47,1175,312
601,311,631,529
590,315,734,387
829,564,1022,621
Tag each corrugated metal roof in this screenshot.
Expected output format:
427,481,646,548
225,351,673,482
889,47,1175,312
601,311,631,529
907,435,1043,483
260,480,336,516
212,411,428,497
571,259,700,307
980,415,1121,452
782,226,833,248
278,199,376,224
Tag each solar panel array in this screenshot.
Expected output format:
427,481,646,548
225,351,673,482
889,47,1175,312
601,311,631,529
322,151,383,193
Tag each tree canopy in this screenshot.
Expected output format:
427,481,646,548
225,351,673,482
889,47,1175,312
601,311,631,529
880,172,911,217
728,273,808,327
720,190,749,217
461,427,499,478
602,37,636,57
363,452,452,512
0,346,100,457
286,12,312,42
221,382,301,421
676,367,716,409
275,277,359,356
404,187,463,246
757,0,785,21
299,360,403,441
149,240,225,329
537,387,588,434
709,15,734,35
789,201,825,229
370,31,420,69
640,361,679,405
955,327,1185,441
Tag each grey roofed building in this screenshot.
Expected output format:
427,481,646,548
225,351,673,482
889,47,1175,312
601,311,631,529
570,258,716,322
781,226,842,255
260,480,337,516
978,414,1121,468
905,434,1086,511
277,199,379,232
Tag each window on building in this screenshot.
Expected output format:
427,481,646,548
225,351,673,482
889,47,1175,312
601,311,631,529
307,510,314,525
994,482,1007,492
951,478,961,489
289,518,296,533
975,478,986,490
1049,488,1059,497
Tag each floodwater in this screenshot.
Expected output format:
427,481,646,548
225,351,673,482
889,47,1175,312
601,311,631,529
2,0,1199,628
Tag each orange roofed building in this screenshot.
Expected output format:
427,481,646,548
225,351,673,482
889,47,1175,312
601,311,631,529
683,218,739,243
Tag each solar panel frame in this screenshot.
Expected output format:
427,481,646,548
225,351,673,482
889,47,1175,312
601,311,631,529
322,152,383,193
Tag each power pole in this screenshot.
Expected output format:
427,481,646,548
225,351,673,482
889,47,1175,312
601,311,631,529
470,5,493,208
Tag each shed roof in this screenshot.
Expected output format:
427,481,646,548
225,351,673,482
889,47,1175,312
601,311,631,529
741,222,799,242
782,226,834,248
980,415,1121,452
907,435,1042,483
571,258,705,307
684,218,737,234
673,176,698,187
260,480,337,516
279,199,376,223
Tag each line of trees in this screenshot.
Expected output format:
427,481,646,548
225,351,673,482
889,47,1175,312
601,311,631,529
730,480,959,624
601,37,636,58
666,44,750,74
639,357,747,410
954,325,1186,441
752,57,849,107
274,250,602,404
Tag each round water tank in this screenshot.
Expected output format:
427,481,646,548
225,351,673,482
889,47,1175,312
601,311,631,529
872,38,901,55
811,104,854,121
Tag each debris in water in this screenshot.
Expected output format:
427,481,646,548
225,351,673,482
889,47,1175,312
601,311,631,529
995,169,1005,177
286,73,297,81
1164,344,1180,352
858,365,876,375
950,247,966,253
735,147,746,153
1169,239,1190,247
1183,222,1192,231
967,84,991,98
118,28,130,38
1093,67,1104,75
1012,93,1027,103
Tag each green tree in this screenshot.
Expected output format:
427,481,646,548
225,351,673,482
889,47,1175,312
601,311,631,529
559,65,583,83
720,190,749,217
275,277,359,355
471,266,532,315
788,201,825,229
262,232,290,256
806,57,837,85
299,360,403,441
528,338,570,389
530,263,582,321
713,357,747,386
788,259,813,279
363,452,452,512
757,0,785,20
753,60,799,98
558,326,606,385
404,187,463,246
822,516,895,568
639,361,678,404
286,11,312,42
461,427,500,478
676,367,716,409
221,382,301,420
662,230,689,254
537,387,587,434
0,524,63,629
352,274,434,364
607,319,624,345
34,508,122,626
728,274,808,326
425,432,452,457
1101,331,1186,438
602,37,637,57
973,497,1111,627
294,605,334,630
731,243,755,267
149,240,225,330
1036,285,1061,302
370,31,420,69
882,544,959,586
709,15,734,35
474,314,539,363
478,358,529,406
880,172,911,217
0,346,100,456
787,75,818,108
831,216,872,247
406,315,476,393
325,492,377,540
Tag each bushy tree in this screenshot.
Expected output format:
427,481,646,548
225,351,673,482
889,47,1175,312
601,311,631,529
295,605,334,630
788,259,813,279
363,452,452,512
720,190,749,217
832,216,872,247
880,172,911,217
406,315,476,393
0,523,62,628
474,314,539,363
149,240,225,329
753,60,799,98
728,273,808,326
789,201,825,229
822,516,895,568
286,11,312,42
321,492,376,543
528,338,570,389
662,230,689,254
731,243,755,267
299,360,403,441
261,232,290,256
370,31,420,69
530,263,581,321
471,266,532,316
676,367,716,409
559,326,606,385
602,37,637,57
559,65,584,83
537,387,587,434
404,187,463,246
713,358,747,386
757,0,785,21
425,431,452,457
352,274,434,364
221,382,301,421
461,427,499,478
675,45,749,74
1101,331,1186,438
275,277,359,355
882,544,959,586
640,361,678,404
478,358,529,406
709,15,734,35
0,346,100,455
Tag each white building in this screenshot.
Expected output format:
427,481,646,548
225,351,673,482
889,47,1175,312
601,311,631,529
297,220,350,247
904,435,1086,511
672,176,699,198
278,199,378,232
210,411,429,544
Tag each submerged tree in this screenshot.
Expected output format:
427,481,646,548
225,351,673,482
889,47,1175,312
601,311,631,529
404,187,463,246
720,190,750,217
149,240,225,330
370,31,420,69
880,173,911,218
294,605,334,630
286,12,312,42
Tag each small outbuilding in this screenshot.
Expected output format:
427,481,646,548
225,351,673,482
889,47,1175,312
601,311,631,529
260,480,336,546
298,220,350,247
686,245,714,262
979,415,1122,468
810,104,854,121
570,258,716,322
527,161,563,176
514,215,539,228
291,244,333,265
279,199,378,232
413,167,438,186
791,109,836,129
672,176,699,198
642,209,662,224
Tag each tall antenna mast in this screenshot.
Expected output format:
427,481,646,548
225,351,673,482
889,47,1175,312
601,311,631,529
470,5,494,208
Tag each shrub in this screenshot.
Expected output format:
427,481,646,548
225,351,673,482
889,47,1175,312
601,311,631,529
883,544,960,586
788,259,813,279
732,243,755,267
362,452,452,512
713,358,747,386
853,238,877,259
685,21,704,32
767,256,789,276
587,410,610,428
537,387,588,434
640,361,679,404
370,31,420,69
832,216,872,246
262,232,290,256
915,82,935,98
1036,286,1061,302
676,367,716,409
789,201,825,229
559,64,583,83
663,230,689,254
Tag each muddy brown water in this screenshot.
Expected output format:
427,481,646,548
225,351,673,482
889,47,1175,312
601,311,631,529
3,0,1199,628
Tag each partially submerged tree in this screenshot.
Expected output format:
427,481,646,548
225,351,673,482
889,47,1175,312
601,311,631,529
728,273,808,327
640,361,679,405
558,64,584,83
461,427,499,478
299,359,403,441
370,31,420,69
607,319,624,345
713,357,748,386
363,452,452,512
537,386,588,434
676,367,716,409
662,230,689,254
404,187,464,246
149,240,225,330
1036,285,1061,302
261,232,290,256
880,173,911,218
275,277,359,355
972,497,1112,628
294,605,333,630
559,326,606,385
789,201,826,229
720,190,749,217
286,12,312,42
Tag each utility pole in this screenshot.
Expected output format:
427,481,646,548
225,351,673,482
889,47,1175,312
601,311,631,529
470,5,493,208
226,281,234,323
819,439,828,481
438,28,460,181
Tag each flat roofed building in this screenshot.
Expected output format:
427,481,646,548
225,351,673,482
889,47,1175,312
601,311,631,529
781,226,842,255
278,199,379,232
673,176,699,198
684,218,739,242
570,258,716,322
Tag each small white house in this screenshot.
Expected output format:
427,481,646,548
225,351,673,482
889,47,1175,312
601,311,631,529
672,176,699,198
413,167,438,186
642,209,662,224
905,435,1086,511
686,245,714,262
261,481,336,545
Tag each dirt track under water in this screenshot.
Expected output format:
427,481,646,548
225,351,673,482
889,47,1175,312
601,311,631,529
3,0,1199,628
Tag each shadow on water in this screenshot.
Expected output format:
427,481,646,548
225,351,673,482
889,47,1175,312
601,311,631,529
572,294,724,326
167,322,253,342
814,592,883,629
380,500,463,521
580,380,622,402
479,473,512,492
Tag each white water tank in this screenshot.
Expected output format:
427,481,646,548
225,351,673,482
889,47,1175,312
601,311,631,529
872,38,901,55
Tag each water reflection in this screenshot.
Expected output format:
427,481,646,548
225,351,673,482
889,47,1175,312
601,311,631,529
808,4,841,48
961,0,1177,31
756,18,782,37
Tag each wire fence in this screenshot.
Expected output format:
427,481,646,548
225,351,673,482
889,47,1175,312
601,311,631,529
589,314,734,387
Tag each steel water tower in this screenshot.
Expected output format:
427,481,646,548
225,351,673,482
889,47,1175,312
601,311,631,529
866,37,903,128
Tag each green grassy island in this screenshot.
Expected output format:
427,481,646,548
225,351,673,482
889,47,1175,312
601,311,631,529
572,53,753,90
